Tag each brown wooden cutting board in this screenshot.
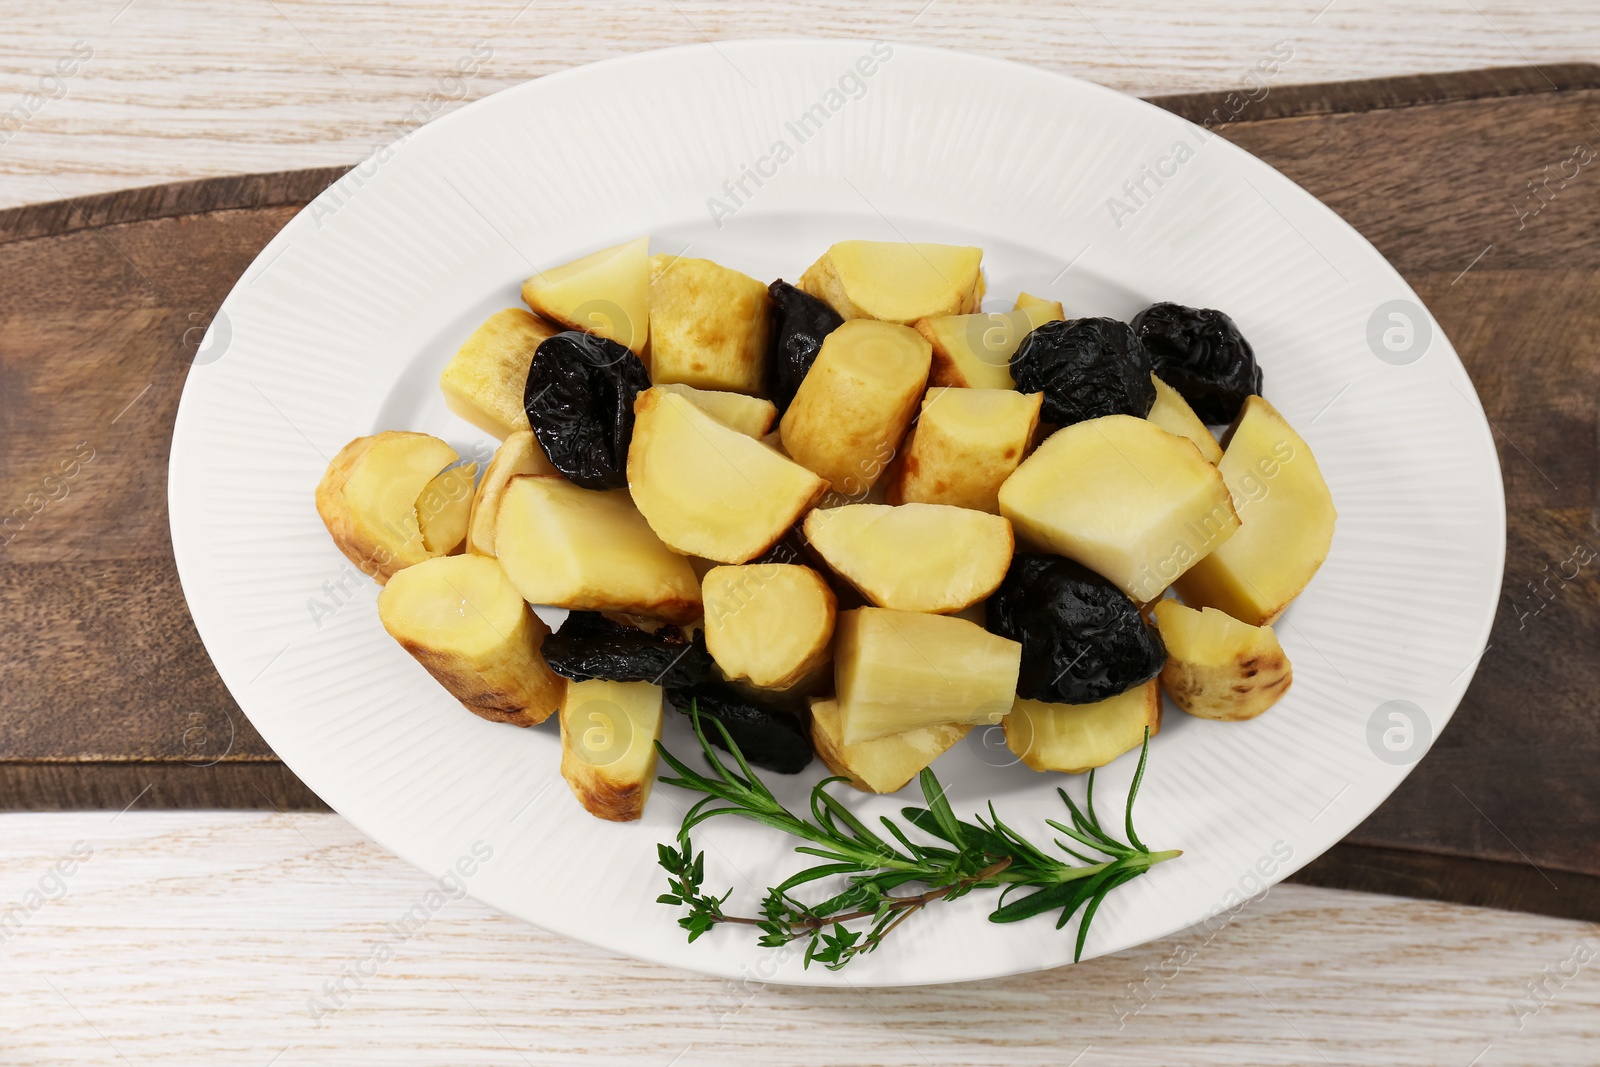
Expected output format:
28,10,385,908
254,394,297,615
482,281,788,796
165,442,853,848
1,66,1596,921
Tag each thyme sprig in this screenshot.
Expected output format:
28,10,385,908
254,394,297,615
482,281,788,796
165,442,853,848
654,708,1180,970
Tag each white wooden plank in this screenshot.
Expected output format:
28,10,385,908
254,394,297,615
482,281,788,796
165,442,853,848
4,5,1597,1061
0,0,1592,209
0,812,1594,1065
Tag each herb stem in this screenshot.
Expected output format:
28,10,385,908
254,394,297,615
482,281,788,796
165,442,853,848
656,714,1180,969
703,856,1017,933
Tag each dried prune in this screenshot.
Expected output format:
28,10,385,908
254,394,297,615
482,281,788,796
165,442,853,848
767,280,844,412
542,611,712,688
524,331,651,490
664,681,814,774
1131,302,1261,424
985,553,1165,704
1010,318,1155,426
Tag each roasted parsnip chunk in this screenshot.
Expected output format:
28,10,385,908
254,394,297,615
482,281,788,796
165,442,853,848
1147,375,1222,464
439,308,559,439
521,236,649,354
834,608,1020,745
315,431,461,583
1014,292,1065,319
494,474,701,623
629,388,828,563
1173,396,1337,624
799,241,984,323
918,305,1063,390
702,564,836,689
559,679,663,821
1152,600,1291,721
779,319,930,495
810,697,970,794
885,387,1042,513
377,554,566,726
466,431,556,557
416,463,477,554
654,382,777,438
803,503,1012,614
648,254,770,394
1005,679,1161,774
999,415,1238,603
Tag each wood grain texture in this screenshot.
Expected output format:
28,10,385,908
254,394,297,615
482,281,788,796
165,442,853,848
6,67,1599,910
1164,69,1600,894
0,19,1596,1063
0,0,1597,210
0,811,1595,1066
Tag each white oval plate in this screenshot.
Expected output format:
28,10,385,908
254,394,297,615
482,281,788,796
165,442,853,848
169,39,1504,987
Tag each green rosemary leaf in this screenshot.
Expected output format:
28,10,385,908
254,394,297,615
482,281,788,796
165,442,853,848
898,806,955,845
1082,768,1105,836
791,845,860,864
655,699,1179,971
1074,866,1144,962
987,803,1067,870
918,769,966,847
686,710,748,792
652,737,712,787
812,788,892,855
900,808,1007,857
702,710,776,802
681,795,723,831
775,862,867,895
881,816,925,859
1124,727,1152,853
1053,866,1125,930
1056,784,1097,840
678,804,753,834
1044,817,1134,859
1051,838,1103,866
987,866,1112,925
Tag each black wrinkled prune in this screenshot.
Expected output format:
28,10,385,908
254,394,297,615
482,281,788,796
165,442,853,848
985,554,1165,704
664,682,814,774
766,280,844,412
524,331,651,490
1010,317,1156,426
542,612,713,688
1131,302,1261,424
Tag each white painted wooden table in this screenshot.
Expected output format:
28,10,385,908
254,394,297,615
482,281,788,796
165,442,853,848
4,3,1599,1063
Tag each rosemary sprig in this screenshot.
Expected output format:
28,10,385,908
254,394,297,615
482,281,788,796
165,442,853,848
654,707,1180,970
